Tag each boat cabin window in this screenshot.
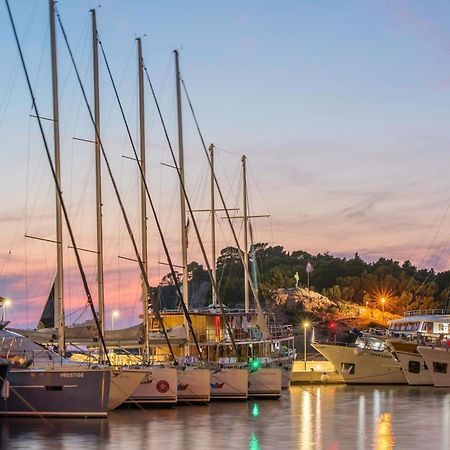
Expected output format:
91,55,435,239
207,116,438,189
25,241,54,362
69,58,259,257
408,360,421,374
341,362,355,375
421,322,433,333
433,362,448,374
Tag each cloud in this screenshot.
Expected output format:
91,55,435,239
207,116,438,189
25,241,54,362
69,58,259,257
340,190,393,219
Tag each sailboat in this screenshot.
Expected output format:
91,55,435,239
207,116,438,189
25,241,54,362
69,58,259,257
3,0,155,415
137,49,299,398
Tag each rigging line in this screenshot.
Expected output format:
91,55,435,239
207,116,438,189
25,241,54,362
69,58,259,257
102,41,135,133
55,12,176,361
414,230,450,296
143,58,239,356
216,149,240,203
5,0,111,365
0,115,39,288
415,199,450,269
406,205,450,294
0,0,39,131
31,22,49,104
404,197,450,291
146,54,172,135
248,161,271,217
96,36,203,360
181,77,264,311
59,13,90,103
214,145,241,158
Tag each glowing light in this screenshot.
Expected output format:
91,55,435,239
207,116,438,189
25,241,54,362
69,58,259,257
303,321,310,329
249,433,261,450
251,403,260,418
249,359,261,371
3,299,11,307
375,413,394,450
111,310,120,330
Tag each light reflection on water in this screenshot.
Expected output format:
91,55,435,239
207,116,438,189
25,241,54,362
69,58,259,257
2,386,450,449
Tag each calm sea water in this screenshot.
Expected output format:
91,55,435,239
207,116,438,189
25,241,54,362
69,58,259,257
1,385,450,449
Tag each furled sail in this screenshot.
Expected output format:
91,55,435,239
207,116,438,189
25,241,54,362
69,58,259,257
37,282,55,329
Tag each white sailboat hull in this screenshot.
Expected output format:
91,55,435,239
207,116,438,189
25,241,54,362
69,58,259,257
312,343,407,384
210,368,248,400
177,368,210,402
417,346,450,387
127,367,177,404
108,368,147,409
248,368,281,398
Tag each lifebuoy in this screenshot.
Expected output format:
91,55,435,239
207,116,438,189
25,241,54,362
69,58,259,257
156,379,170,393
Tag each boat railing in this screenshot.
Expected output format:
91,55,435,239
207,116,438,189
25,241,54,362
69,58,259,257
312,339,355,347
269,325,294,339
404,309,450,317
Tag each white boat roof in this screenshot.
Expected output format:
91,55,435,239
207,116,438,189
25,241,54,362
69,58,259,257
389,315,450,325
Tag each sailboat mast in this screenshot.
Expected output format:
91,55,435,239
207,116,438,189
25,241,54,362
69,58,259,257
174,50,190,350
91,9,104,335
210,144,217,307
137,38,149,357
49,0,65,353
242,155,249,312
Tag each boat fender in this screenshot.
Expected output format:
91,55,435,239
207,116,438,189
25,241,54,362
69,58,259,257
353,347,364,356
1,380,10,400
320,373,329,383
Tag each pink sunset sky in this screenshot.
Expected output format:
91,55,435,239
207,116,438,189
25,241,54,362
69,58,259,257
2,0,450,328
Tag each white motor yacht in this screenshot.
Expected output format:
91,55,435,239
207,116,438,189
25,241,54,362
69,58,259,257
312,334,406,384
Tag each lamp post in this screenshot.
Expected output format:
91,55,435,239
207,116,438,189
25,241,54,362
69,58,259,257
381,298,386,320
303,321,310,370
111,310,119,330
1,298,11,322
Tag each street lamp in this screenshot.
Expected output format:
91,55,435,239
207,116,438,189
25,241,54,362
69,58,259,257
1,297,12,322
111,310,120,330
303,321,310,370
381,297,386,319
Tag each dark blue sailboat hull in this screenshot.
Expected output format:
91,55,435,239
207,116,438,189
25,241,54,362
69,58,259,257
0,361,9,393
0,368,110,417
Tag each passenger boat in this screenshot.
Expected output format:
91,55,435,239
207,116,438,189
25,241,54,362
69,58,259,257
386,339,432,385
383,310,450,385
312,334,406,384
385,309,450,385
417,345,450,387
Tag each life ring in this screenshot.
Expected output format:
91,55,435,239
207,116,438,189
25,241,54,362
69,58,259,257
156,379,170,393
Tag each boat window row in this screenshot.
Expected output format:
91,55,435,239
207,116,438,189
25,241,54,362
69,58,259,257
388,322,421,332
